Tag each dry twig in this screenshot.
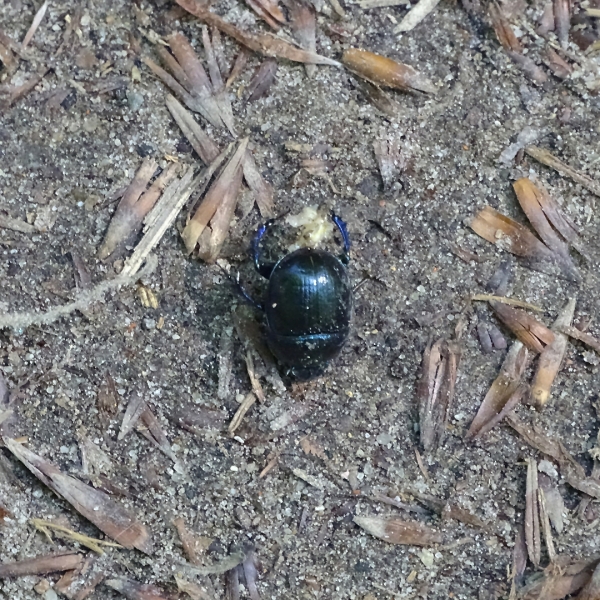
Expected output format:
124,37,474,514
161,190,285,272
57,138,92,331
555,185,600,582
0,553,84,579
525,146,600,197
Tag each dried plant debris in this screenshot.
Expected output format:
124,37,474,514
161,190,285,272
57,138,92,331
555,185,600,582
121,166,202,277
488,2,547,83
490,301,555,354
229,392,258,435
373,136,407,189
554,0,570,48
342,48,435,94
3,438,153,553
559,325,600,354
0,215,37,233
242,151,275,218
499,127,547,166
530,298,576,409
525,146,600,198
518,556,600,600
166,94,219,166
470,206,579,282
99,158,164,259
538,472,564,534
466,341,529,440
31,519,122,554
394,0,441,33
543,48,573,79
489,1,522,51
105,577,173,599
173,517,213,565
246,59,279,102
353,515,443,546
175,576,215,600
176,0,341,66
285,0,316,77
514,178,584,275
22,0,48,49
246,0,286,30
417,339,461,452
525,458,541,568
167,97,274,219
182,138,248,260
0,553,84,579
538,486,556,563
143,31,235,134
506,415,600,499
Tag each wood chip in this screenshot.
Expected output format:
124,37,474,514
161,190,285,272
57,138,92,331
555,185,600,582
490,301,555,353
394,0,441,33
525,146,600,197
3,438,153,553
417,339,461,452
530,298,576,409
343,48,435,93
175,0,341,66
506,414,600,499
0,553,84,579
354,515,442,546
466,341,529,439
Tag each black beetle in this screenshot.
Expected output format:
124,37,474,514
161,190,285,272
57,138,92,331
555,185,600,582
243,212,352,380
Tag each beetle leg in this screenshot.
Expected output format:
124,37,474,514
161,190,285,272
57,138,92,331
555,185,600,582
234,272,264,311
331,212,351,264
252,218,277,278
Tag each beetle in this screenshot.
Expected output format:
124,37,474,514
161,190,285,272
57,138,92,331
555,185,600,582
244,212,352,380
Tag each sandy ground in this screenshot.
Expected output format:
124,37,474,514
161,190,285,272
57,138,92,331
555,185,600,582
1,0,600,599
